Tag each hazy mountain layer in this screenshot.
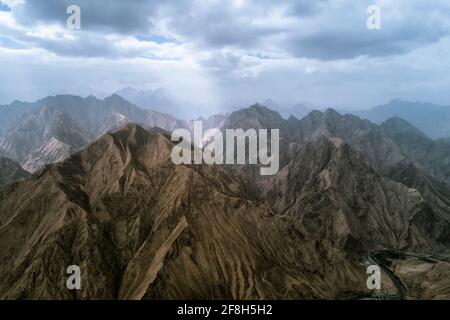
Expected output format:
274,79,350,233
0,94,190,172
347,99,450,139
115,87,204,120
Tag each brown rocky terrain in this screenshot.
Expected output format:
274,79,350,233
394,258,450,299
0,106,449,299
0,124,366,299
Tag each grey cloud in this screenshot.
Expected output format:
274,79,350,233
36,33,119,58
0,22,119,57
282,1,450,61
11,1,293,48
284,0,329,16
201,51,243,71
288,25,447,61
2,0,450,111
8,0,450,62
158,1,285,49
13,0,158,34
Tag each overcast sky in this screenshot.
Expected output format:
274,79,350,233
1,0,450,112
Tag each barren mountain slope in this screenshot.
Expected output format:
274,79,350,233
0,124,364,299
381,117,450,185
223,106,450,247
1,122,449,299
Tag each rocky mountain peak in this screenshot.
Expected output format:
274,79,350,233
381,116,427,137
224,104,284,130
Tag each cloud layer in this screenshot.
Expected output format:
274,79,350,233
1,0,450,111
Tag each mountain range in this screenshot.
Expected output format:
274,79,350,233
345,99,450,139
0,96,449,299
0,94,193,173
259,98,450,140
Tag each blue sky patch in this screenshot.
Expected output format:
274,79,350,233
0,36,24,49
135,34,174,44
0,2,11,12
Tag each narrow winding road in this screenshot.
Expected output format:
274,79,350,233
366,250,449,300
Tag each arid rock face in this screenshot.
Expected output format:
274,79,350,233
0,107,449,299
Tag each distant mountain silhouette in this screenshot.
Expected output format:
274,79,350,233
115,87,204,120
259,98,312,120
346,99,450,139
